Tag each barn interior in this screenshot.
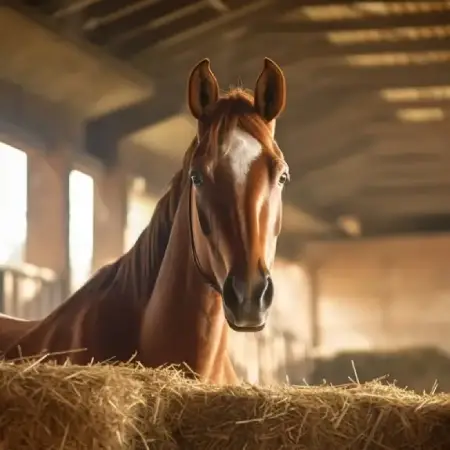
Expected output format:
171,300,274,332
1,0,450,387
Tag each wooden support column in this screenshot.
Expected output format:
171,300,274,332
26,149,70,277
93,166,128,271
305,260,321,351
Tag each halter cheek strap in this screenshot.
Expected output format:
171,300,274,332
188,180,223,294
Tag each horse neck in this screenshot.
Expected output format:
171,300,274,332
138,187,230,383
107,178,182,310
93,149,189,311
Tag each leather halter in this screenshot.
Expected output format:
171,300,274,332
188,179,223,294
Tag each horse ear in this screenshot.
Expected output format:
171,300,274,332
254,58,286,122
187,58,220,120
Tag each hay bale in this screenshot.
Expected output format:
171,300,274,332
1,360,450,449
0,361,176,449
310,347,450,392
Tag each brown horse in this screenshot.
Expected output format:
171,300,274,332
138,58,289,383
3,58,289,385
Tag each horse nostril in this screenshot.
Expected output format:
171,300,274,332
231,276,246,299
259,275,274,308
223,275,243,307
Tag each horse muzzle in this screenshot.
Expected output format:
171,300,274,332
222,272,274,332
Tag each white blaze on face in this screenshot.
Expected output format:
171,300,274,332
225,129,262,185
224,128,264,258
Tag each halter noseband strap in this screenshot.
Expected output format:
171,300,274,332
188,180,223,294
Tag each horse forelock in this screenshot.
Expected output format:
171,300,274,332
201,89,282,164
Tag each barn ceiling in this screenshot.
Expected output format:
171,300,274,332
0,6,153,118
8,0,450,240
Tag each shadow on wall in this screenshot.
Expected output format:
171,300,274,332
308,347,450,393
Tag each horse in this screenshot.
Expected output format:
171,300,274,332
138,57,289,383
3,57,289,385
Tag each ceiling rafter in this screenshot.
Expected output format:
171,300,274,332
260,11,450,34
298,36,450,59
131,0,297,65
85,0,203,46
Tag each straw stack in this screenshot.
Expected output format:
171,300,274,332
1,360,450,449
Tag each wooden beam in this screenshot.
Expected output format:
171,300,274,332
7,2,153,91
86,1,218,54
131,0,297,65
364,183,450,198
297,37,450,60
52,0,102,18
260,11,450,34
367,156,450,185
84,1,198,45
368,127,448,152
85,89,182,163
81,0,129,21
110,6,219,59
380,100,450,111
370,148,450,169
368,173,450,189
345,184,450,217
305,63,450,90
361,213,450,235
3,5,153,118
367,119,449,139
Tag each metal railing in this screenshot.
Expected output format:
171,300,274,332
0,263,67,320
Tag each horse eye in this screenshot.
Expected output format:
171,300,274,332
191,171,204,187
278,172,289,186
